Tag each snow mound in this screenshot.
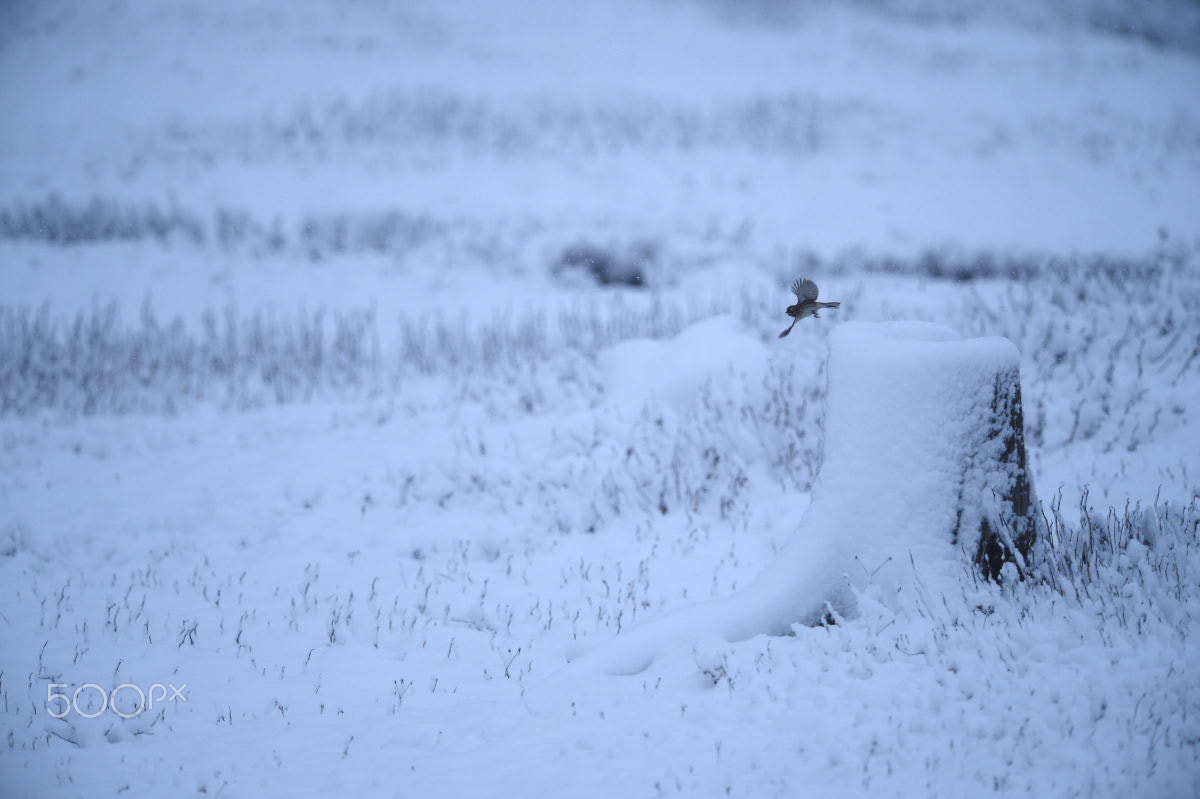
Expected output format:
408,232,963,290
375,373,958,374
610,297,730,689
597,314,768,413
760,321,1022,611
561,320,1026,676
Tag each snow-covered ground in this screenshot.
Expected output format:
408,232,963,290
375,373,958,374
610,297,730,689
2,1,1198,796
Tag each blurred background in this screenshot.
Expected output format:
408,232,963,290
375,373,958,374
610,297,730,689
4,0,1199,292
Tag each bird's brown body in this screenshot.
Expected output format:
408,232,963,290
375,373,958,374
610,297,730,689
779,278,840,338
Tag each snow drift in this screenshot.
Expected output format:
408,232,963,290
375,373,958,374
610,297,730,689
563,320,1035,675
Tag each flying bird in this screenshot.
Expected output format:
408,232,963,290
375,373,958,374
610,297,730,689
778,278,840,338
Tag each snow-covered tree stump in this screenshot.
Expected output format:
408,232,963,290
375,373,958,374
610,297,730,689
813,320,1036,592
564,321,1037,676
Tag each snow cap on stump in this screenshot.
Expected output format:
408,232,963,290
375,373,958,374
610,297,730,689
817,321,1033,599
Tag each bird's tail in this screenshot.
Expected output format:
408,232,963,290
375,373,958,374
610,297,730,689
822,302,841,309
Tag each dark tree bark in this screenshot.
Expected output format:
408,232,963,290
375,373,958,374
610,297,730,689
970,371,1037,581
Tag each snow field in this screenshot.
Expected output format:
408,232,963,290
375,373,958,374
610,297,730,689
2,286,1198,795
2,0,1200,795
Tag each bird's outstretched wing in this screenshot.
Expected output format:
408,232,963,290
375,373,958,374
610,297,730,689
791,278,819,301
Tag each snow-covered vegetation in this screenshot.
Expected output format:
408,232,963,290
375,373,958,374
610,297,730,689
1,1,1197,796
